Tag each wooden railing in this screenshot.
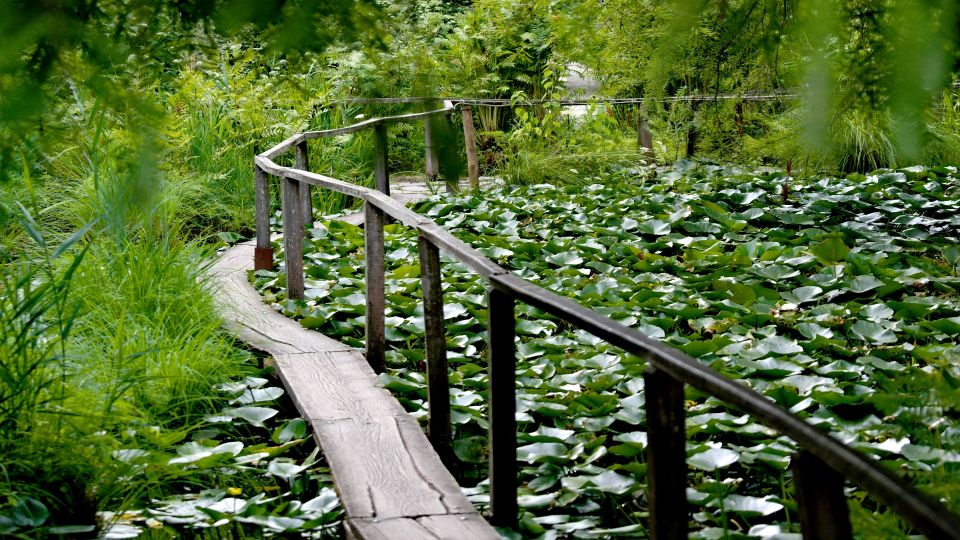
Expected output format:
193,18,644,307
253,107,960,539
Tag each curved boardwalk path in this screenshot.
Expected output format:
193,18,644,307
209,178,501,540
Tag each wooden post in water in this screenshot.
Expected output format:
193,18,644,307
487,287,518,528
424,116,439,181
792,451,853,540
644,366,688,540
373,122,390,195
254,165,273,270
636,109,654,158
364,201,386,374
281,175,304,299
461,105,480,189
686,100,700,158
419,235,452,467
296,140,312,228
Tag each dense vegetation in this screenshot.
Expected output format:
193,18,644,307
256,163,960,537
2,0,960,538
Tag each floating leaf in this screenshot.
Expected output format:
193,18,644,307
688,447,740,471
850,320,898,344
811,237,850,265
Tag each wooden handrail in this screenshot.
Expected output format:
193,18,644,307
252,110,960,540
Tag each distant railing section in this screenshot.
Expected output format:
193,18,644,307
253,106,960,539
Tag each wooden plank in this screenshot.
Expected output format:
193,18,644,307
461,105,480,189
296,141,312,227
254,166,273,270
255,156,371,199
260,133,305,160
207,243,356,356
273,351,406,422
364,201,386,374
281,175,305,299
373,123,390,195
424,115,439,179
418,223,507,279
314,415,476,520
300,109,453,140
346,514,499,540
210,242,500,540
365,190,429,228
443,114,459,194
792,451,853,540
487,287,518,528
418,236,452,466
644,366,688,540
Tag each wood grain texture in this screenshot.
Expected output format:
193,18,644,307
346,514,500,540
296,141,313,227
315,415,476,520
281,175,305,299
419,236,452,467
273,351,405,422
364,202,386,374
208,241,499,539
460,106,480,189
209,243,355,356
373,123,390,195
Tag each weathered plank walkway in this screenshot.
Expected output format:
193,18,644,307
209,239,500,539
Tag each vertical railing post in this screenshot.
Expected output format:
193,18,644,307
443,112,459,194
686,100,700,157
295,140,312,228
373,122,390,195
281,175,304,299
487,287,517,528
254,165,273,270
419,235,452,466
636,110,654,158
424,116,439,181
644,365,688,540
364,200,386,374
792,451,853,540
461,104,480,189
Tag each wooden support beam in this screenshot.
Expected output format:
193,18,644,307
645,366,688,540
296,140,312,228
254,165,273,270
373,123,390,195
686,101,700,158
364,201,386,374
792,451,853,540
281,175,304,299
419,235,452,467
487,287,518,528
636,110,654,157
443,113,459,194
461,105,480,189
424,117,439,180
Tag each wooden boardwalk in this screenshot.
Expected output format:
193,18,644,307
209,240,500,539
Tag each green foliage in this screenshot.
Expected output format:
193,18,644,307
259,163,960,537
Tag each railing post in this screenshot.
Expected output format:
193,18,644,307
373,122,390,195
254,165,273,270
461,105,480,189
364,200,386,374
792,451,853,540
487,287,517,528
295,140,312,228
424,116,439,181
281,175,304,299
686,100,699,157
636,109,654,158
419,235,452,466
644,365,688,540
